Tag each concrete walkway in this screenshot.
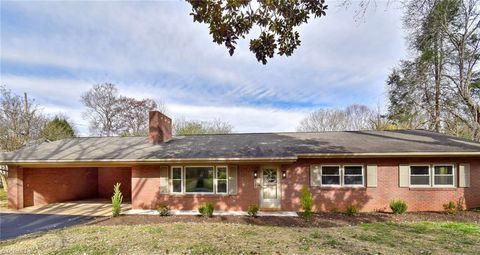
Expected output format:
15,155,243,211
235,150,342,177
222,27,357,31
125,209,299,217
5,199,131,217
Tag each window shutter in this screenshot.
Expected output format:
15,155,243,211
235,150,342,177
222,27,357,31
159,166,169,194
399,164,409,187
366,165,377,187
228,165,238,195
310,165,321,186
459,163,470,188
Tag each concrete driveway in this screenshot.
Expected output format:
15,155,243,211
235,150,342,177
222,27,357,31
0,213,94,240
15,199,131,217
0,199,131,240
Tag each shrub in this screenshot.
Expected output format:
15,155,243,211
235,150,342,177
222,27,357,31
111,183,123,217
443,201,457,214
390,200,408,214
199,203,214,217
345,205,358,216
457,197,465,212
247,204,259,217
300,186,313,220
157,204,170,216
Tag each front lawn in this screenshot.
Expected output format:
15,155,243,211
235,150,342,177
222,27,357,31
1,218,479,254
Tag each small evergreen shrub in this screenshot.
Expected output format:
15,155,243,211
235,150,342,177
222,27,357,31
300,186,313,220
443,201,457,214
199,203,214,217
390,200,408,214
247,204,259,217
111,183,123,217
345,205,358,216
157,204,170,216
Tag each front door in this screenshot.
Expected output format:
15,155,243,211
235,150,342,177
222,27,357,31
260,167,281,209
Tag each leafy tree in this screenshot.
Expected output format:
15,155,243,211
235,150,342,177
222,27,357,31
174,118,233,135
40,116,75,141
387,0,480,140
186,0,328,64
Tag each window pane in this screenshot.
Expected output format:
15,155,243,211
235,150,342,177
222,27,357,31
322,166,340,175
410,176,430,185
185,167,214,193
411,166,429,175
172,168,182,179
344,176,363,185
322,176,340,185
344,166,362,175
435,176,453,185
217,180,227,193
172,180,182,192
217,168,227,179
434,166,452,175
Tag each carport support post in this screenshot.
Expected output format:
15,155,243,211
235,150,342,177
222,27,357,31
7,166,24,209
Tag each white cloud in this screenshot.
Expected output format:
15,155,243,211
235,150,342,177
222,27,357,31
1,1,408,134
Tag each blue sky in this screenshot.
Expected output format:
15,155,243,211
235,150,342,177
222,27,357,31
0,1,406,135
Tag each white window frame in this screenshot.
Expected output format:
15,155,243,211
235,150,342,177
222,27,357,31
320,165,342,187
342,165,365,187
215,166,229,194
171,166,183,194
184,166,216,194
432,164,455,188
409,165,431,187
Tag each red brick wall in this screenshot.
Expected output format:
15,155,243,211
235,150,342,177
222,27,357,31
7,166,23,209
131,158,479,212
282,157,480,212
22,167,98,207
98,167,132,200
132,165,259,210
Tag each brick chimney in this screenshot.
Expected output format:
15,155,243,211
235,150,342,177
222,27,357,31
149,111,172,144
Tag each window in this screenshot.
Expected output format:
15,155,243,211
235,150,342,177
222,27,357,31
185,166,214,193
410,165,430,186
433,165,454,186
321,166,341,186
216,166,228,194
171,166,183,193
344,166,364,186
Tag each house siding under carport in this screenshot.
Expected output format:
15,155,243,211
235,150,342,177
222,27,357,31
7,166,131,209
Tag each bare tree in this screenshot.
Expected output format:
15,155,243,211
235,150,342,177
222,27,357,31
173,118,233,135
297,104,377,132
0,87,47,191
81,83,167,136
81,83,123,136
0,86,46,151
118,97,166,136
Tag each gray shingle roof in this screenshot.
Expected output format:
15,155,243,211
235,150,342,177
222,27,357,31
1,130,479,163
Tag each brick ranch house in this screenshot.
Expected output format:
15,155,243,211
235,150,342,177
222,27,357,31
1,111,479,212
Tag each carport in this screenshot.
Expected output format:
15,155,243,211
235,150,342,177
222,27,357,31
8,166,132,210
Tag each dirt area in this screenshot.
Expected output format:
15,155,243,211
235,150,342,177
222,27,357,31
93,211,480,227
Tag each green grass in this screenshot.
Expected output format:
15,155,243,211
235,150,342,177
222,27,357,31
0,188,7,209
1,221,479,255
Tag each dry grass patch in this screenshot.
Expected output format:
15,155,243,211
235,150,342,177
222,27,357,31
1,221,479,255
0,189,7,209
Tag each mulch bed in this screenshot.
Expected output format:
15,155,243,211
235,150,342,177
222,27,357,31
91,211,480,228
